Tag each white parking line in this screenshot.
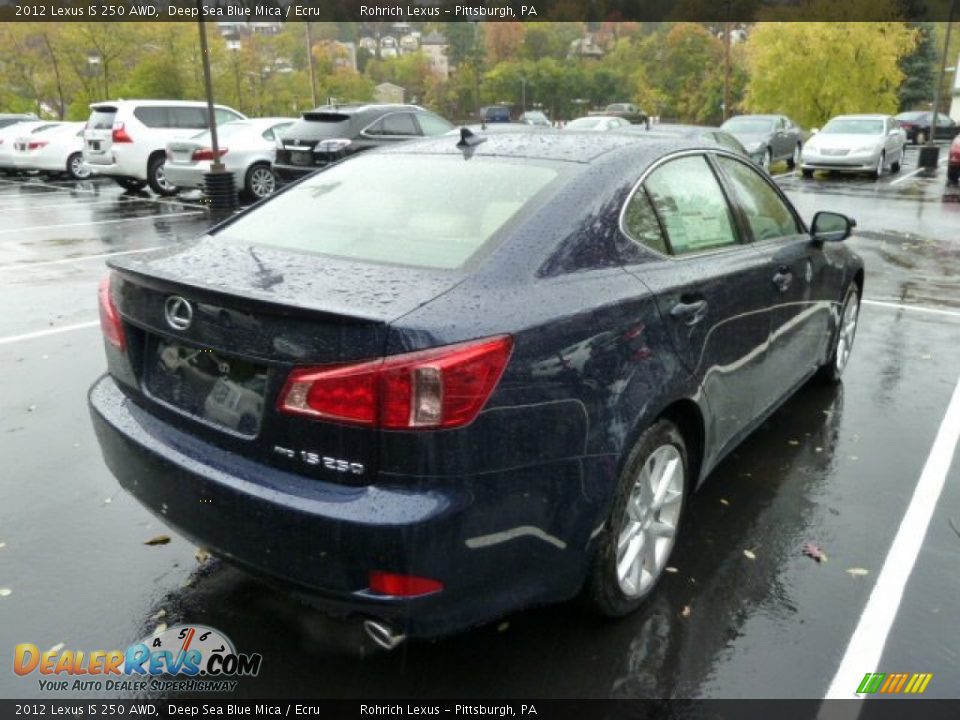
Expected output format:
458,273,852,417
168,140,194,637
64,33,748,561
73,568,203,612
825,375,960,698
888,156,947,186
0,211,204,234
0,320,100,346
0,177,206,209
771,171,795,179
0,198,157,212
0,246,166,270
863,299,960,318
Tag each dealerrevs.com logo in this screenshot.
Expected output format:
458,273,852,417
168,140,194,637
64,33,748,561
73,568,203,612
13,625,262,693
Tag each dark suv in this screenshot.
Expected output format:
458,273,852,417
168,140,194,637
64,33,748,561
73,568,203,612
273,104,454,183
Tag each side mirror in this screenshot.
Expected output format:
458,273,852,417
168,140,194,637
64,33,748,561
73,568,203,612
810,128,820,135
811,211,855,243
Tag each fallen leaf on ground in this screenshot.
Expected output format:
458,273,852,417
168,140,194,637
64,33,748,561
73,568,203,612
680,605,692,618
802,542,828,563
143,535,170,546
0,543,6,549
720,498,730,506
102,497,112,505
815,447,823,453
665,566,678,573
497,622,509,632
849,456,859,462
788,440,800,446
846,568,869,576
195,548,211,564
743,549,756,560
0,588,11,597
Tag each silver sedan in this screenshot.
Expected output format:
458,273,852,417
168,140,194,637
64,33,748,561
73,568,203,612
800,114,907,179
164,117,295,201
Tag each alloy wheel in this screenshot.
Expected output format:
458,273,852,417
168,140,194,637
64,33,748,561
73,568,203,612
616,444,684,598
155,165,173,191
835,292,860,375
249,167,276,199
70,155,91,179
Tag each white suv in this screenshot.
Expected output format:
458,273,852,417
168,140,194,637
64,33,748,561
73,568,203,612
82,100,246,195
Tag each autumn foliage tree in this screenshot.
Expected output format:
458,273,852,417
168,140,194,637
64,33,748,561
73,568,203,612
743,22,917,128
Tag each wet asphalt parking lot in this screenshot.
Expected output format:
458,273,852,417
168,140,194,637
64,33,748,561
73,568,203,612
1,146,959,700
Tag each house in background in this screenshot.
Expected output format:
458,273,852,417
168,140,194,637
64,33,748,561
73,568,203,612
374,82,405,104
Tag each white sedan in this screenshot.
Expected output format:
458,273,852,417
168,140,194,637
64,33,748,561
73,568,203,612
164,117,295,201
801,114,907,179
11,122,89,179
0,120,65,175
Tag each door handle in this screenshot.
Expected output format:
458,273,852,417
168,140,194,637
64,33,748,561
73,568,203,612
772,267,793,292
670,299,708,325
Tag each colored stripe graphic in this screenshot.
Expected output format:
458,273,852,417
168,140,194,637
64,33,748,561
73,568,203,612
857,672,932,694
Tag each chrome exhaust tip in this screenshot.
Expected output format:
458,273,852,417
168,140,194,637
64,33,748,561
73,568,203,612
362,619,406,651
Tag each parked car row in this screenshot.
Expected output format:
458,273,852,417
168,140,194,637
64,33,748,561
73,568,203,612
0,120,90,179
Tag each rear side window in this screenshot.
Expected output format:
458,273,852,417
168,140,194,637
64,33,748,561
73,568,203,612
217,155,560,270
380,113,418,136
643,156,739,255
622,188,668,255
215,108,243,125
172,107,208,130
88,108,117,130
716,156,801,241
133,107,170,128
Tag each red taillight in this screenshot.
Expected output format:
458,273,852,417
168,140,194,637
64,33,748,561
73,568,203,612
97,275,126,351
111,122,132,143
278,335,513,430
191,147,228,161
369,571,443,597
26,141,48,151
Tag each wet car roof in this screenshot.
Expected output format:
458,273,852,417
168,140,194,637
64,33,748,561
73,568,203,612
378,129,714,164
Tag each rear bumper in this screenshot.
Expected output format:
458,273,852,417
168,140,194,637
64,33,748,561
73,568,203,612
89,375,599,638
83,150,143,180
164,164,243,191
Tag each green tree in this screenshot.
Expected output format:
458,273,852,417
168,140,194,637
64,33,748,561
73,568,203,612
744,22,917,128
898,22,937,110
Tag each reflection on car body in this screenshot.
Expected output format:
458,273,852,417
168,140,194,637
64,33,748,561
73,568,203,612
90,131,863,641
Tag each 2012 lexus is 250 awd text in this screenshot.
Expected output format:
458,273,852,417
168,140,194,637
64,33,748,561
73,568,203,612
89,131,863,643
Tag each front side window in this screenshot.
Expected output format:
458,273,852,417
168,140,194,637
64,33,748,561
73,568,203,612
716,156,801,242
643,156,739,255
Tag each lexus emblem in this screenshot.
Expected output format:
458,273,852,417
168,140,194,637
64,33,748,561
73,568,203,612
164,295,193,331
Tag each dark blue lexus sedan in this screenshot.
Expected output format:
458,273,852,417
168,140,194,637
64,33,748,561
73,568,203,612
89,131,863,646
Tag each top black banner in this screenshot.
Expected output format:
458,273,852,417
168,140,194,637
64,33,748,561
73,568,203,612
0,0,958,23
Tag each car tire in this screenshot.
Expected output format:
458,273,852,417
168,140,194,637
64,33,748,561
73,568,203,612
112,177,147,192
948,166,960,184
147,155,178,196
584,419,688,617
242,163,276,203
817,283,860,384
873,152,885,180
761,147,772,171
787,144,800,170
801,168,814,179
65,152,91,181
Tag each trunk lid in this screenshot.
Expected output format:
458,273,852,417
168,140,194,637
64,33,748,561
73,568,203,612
106,238,463,484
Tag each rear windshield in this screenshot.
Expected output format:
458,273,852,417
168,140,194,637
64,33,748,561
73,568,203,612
217,154,561,270
294,112,352,137
88,108,117,130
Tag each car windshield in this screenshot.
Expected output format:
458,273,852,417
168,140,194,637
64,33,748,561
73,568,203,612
567,117,604,129
822,119,884,135
217,154,561,270
722,118,774,134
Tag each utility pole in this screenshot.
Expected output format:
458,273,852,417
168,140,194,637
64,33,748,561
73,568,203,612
723,21,731,121
196,5,236,209
305,22,318,108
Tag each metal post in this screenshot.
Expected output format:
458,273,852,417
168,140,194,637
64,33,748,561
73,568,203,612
930,3,955,146
305,22,318,108
723,20,731,122
521,77,526,112
197,3,236,209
